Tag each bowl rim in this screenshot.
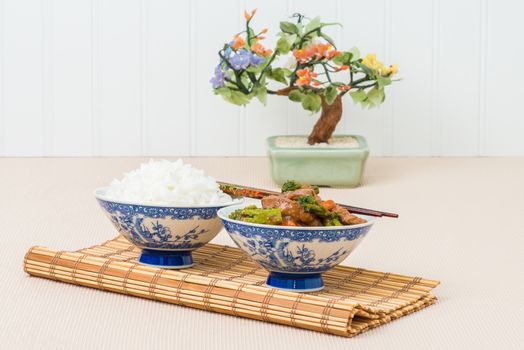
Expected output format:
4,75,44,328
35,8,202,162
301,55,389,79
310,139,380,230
94,186,244,209
217,204,375,231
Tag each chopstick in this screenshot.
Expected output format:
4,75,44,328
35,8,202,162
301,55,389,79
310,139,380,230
217,181,398,218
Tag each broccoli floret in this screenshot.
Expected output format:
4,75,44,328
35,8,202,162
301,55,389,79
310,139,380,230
229,206,283,225
323,217,342,226
296,195,340,224
229,205,257,220
281,180,302,193
281,180,320,194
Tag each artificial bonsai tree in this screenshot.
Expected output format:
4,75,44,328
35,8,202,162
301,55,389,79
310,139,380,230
211,10,399,145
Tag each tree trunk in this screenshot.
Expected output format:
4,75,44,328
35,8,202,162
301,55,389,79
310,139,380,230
307,95,343,145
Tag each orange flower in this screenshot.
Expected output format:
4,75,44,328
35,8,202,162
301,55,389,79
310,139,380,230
251,42,272,57
296,68,318,86
293,46,316,63
293,43,340,63
260,28,268,34
326,49,340,59
313,43,330,59
255,35,266,40
335,65,349,72
312,81,321,87
337,84,351,91
231,35,245,50
244,8,257,21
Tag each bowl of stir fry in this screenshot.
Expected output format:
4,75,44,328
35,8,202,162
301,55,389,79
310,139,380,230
218,181,375,292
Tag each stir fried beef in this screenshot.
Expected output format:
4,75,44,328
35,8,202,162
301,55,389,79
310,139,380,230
229,180,367,227
284,188,320,201
332,205,367,225
261,195,321,226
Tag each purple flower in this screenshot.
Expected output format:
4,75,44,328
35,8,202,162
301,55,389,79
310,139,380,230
224,46,232,58
251,54,265,66
210,65,230,89
229,49,252,70
229,49,265,70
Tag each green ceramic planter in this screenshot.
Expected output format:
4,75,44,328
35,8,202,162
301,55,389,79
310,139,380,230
267,135,369,188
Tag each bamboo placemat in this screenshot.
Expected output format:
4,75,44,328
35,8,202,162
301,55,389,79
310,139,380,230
23,235,439,337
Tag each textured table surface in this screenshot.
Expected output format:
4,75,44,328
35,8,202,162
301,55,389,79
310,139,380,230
1,157,523,349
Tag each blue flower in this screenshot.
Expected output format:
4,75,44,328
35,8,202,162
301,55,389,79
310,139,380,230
224,46,233,58
229,49,252,70
251,54,265,66
229,49,265,70
210,65,230,89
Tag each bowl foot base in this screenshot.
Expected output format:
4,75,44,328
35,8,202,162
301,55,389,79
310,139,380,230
138,249,193,269
266,272,324,292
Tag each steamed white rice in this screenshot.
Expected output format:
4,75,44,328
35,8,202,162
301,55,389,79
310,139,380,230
104,159,232,206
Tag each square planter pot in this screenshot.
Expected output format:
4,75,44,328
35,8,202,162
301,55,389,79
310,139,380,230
267,135,369,188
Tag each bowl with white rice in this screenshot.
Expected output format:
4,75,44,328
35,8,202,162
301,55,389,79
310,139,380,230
94,159,242,268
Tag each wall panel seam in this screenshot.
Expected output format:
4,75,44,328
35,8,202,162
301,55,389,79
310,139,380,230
139,0,148,156
285,0,293,137
43,0,54,156
238,0,245,156
90,0,101,156
0,0,4,155
189,0,196,156
478,0,488,156
383,0,392,156
430,0,440,156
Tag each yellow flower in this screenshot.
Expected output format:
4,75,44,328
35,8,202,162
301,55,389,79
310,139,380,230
389,64,398,75
361,53,379,69
362,53,397,76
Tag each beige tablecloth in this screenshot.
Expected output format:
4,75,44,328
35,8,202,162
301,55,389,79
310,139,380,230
1,157,523,349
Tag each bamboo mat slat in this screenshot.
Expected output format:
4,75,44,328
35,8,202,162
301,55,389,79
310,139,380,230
23,235,439,337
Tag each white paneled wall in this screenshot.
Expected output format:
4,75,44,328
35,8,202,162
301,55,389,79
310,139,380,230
0,0,523,156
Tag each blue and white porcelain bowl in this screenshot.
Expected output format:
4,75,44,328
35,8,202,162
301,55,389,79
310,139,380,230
95,187,242,269
218,205,375,292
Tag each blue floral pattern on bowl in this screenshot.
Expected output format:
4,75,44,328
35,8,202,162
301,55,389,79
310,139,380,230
218,205,374,292
95,188,241,268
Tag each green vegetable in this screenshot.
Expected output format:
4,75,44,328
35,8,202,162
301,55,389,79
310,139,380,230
229,205,282,225
281,180,302,193
281,180,320,194
323,217,342,226
296,196,341,226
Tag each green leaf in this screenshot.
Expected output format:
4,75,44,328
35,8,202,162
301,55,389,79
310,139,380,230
280,21,298,34
276,37,292,54
222,90,251,106
324,86,338,105
350,89,367,103
268,68,287,85
332,55,343,65
288,89,305,102
246,58,269,73
319,32,336,47
305,16,321,33
360,63,375,77
286,34,297,46
254,86,267,105
282,68,293,77
360,99,370,109
348,47,360,61
377,76,391,88
301,93,322,113
215,87,231,97
332,52,352,66
366,87,384,107
320,22,342,29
